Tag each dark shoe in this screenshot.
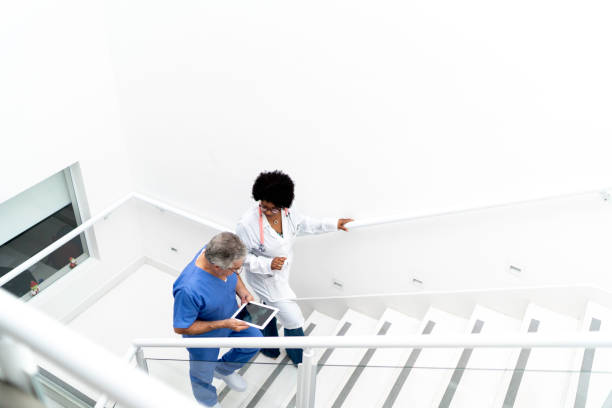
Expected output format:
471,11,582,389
261,348,281,358
261,316,280,358
284,327,305,365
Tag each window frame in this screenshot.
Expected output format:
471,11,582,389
1,163,94,301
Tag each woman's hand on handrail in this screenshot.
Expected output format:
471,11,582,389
337,218,354,231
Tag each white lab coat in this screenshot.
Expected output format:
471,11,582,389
236,204,337,303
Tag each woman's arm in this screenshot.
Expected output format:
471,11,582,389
292,210,352,236
236,222,275,275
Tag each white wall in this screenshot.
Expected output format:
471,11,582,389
4,0,612,316
1,1,142,321
0,1,129,204
136,191,612,299
136,200,221,273
98,0,612,299
103,0,612,228
291,192,612,297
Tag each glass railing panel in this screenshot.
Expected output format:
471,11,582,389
33,367,95,408
138,347,612,408
144,354,297,407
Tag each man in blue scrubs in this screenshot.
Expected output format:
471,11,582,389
173,232,262,408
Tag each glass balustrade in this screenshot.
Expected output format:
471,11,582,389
130,347,612,408
33,368,95,408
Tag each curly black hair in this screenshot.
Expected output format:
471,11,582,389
252,170,295,208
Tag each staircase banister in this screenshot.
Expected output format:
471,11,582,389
0,193,134,287
133,331,612,350
4,188,609,288
0,289,202,408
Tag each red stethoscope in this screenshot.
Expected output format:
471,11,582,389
258,207,291,253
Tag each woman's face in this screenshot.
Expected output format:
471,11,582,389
259,200,281,215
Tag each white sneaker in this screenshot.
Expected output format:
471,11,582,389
213,370,247,392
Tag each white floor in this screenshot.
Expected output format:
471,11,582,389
37,264,186,401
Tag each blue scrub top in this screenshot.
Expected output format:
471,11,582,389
173,247,239,340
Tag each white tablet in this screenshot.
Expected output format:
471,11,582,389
231,301,279,330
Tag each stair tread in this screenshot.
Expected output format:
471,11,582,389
564,301,612,408
436,305,521,408
314,309,379,407
492,303,579,408
381,306,468,408
245,310,340,408
338,308,421,408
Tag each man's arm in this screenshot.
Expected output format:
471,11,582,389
174,287,248,335
174,318,248,335
235,275,254,305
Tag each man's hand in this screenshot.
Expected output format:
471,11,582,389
271,257,287,270
337,218,354,231
225,318,250,332
238,290,254,305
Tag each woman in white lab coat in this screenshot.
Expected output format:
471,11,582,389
236,171,353,365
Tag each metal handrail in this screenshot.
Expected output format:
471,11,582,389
131,330,612,408
132,332,612,350
0,194,134,287
3,187,609,287
133,192,231,232
0,289,201,408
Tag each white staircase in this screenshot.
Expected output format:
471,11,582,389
445,305,521,408
491,303,579,408
141,299,612,408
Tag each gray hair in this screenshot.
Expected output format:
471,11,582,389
204,232,247,269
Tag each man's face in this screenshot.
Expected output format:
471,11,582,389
216,259,244,278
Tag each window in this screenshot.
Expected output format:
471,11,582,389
0,167,89,299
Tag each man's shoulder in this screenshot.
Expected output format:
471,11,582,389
173,262,199,290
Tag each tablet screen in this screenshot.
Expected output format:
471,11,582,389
234,303,276,327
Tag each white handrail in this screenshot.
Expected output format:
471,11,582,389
0,193,134,287
94,346,138,408
344,188,611,230
3,188,609,288
133,332,612,350
136,188,610,232
133,192,232,232
0,289,202,408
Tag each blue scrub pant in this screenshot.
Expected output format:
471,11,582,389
188,327,262,407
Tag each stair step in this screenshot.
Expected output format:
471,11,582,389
381,307,468,408
493,303,579,408
337,308,421,408
248,310,340,408
218,325,314,408
437,305,521,408
313,309,380,407
564,301,612,408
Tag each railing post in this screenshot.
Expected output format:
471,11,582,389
95,345,139,408
0,334,45,400
296,348,316,408
134,346,148,374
